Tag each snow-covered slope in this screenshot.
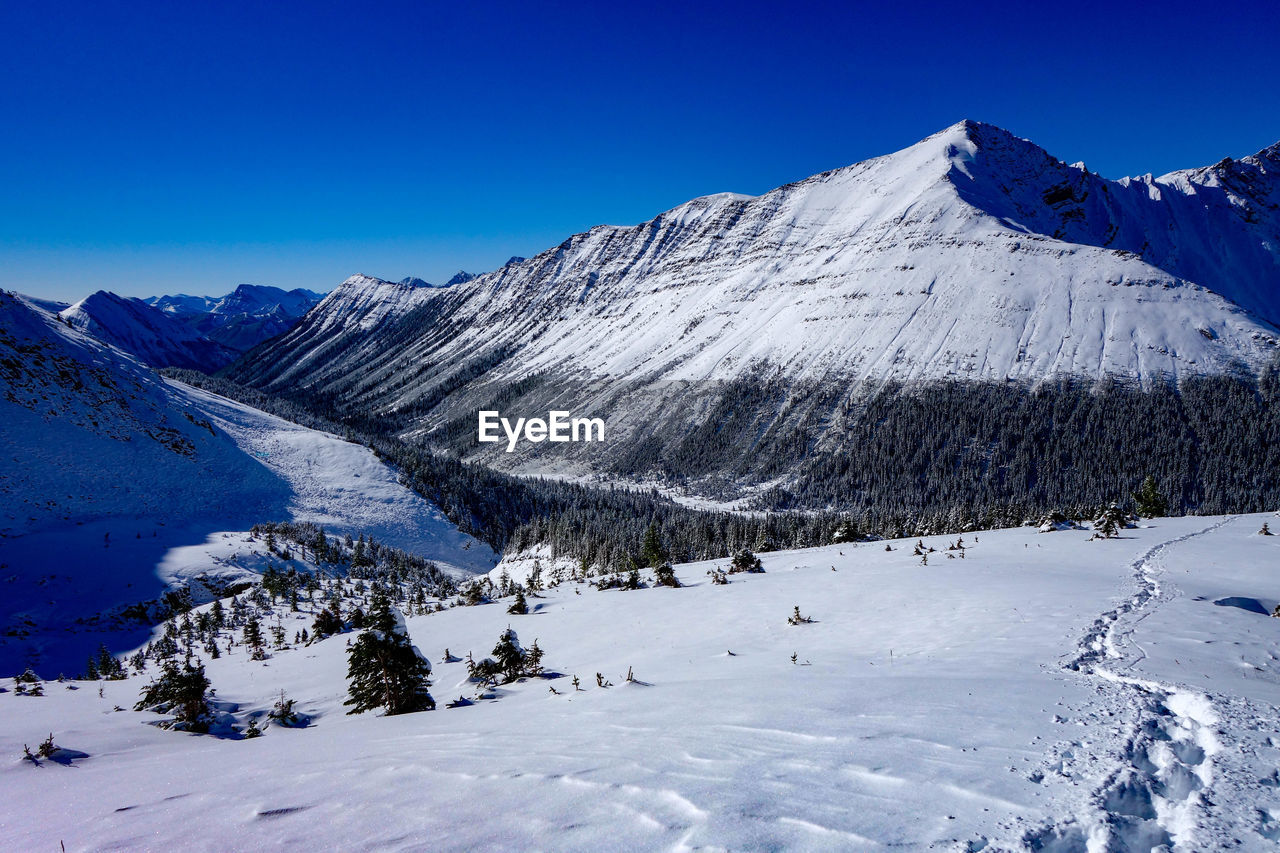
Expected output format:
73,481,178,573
15,293,70,315
60,290,239,371
3,513,1278,850
0,293,495,674
236,121,1280,403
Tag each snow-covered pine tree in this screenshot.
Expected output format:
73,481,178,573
134,660,213,732
491,627,526,683
653,562,681,588
729,549,763,574
343,590,434,716
507,588,529,614
1093,503,1128,539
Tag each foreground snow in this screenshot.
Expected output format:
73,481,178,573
3,514,1278,850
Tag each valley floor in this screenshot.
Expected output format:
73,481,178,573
3,514,1280,850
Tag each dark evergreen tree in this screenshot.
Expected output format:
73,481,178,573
243,615,267,660
507,588,529,615
729,549,764,574
640,523,667,568
343,595,433,716
1093,503,1128,539
653,562,680,588
312,606,343,638
1133,475,1169,518
491,627,526,683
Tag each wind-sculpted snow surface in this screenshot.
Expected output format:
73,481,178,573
2,514,1278,849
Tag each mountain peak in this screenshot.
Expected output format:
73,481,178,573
444,270,478,287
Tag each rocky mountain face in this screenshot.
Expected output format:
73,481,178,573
227,121,1280,494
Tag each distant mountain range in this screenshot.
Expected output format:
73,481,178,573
25,284,325,371
22,276,495,372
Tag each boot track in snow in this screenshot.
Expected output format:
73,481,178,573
1023,519,1234,852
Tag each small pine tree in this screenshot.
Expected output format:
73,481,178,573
653,562,680,588
269,690,300,726
135,660,213,732
1093,503,1127,539
524,640,545,677
243,615,267,660
507,588,529,615
1261,522,1273,536
491,628,526,683
787,606,814,625
244,718,263,739
729,549,763,574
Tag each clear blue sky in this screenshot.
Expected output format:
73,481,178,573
3,0,1277,302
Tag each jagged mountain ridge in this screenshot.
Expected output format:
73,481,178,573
228,120,1280,484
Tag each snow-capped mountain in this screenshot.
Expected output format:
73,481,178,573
146,293,220,315
60,291,240,371
143,284,325,358
228,121,1280,479
205,284,323,319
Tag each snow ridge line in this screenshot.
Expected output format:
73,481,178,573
1027,518,1234,851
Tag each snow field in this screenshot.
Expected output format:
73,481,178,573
4,515,1279,849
